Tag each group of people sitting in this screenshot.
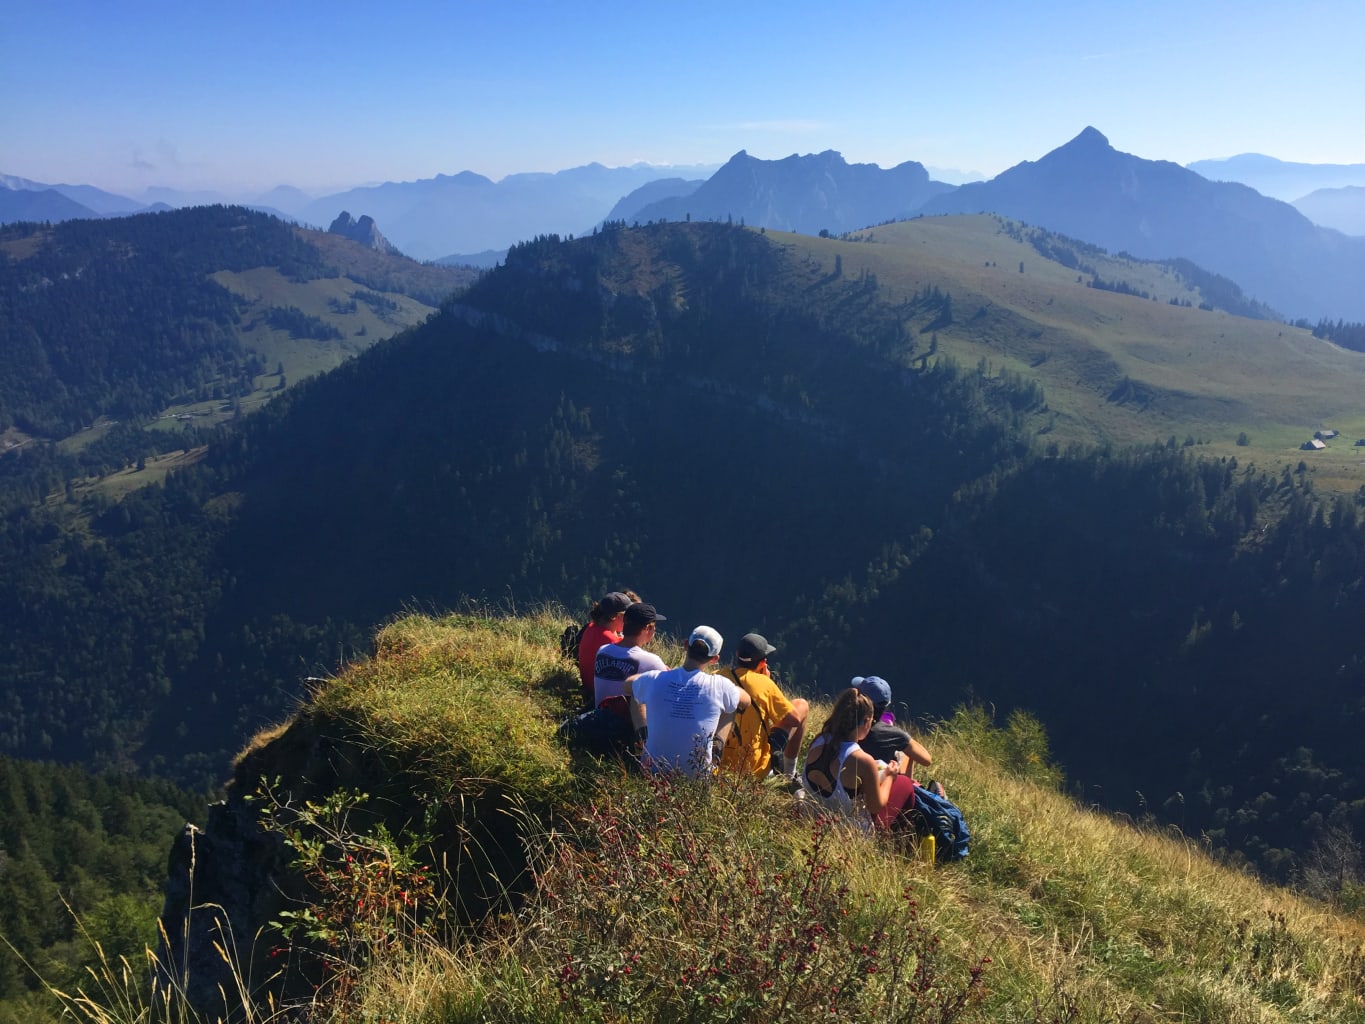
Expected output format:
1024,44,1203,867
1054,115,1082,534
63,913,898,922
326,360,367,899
571,591,946,837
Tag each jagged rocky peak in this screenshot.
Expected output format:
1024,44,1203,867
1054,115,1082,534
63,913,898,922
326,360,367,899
327,210,398,254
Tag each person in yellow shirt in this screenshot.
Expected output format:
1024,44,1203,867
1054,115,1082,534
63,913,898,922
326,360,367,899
718,633,809,779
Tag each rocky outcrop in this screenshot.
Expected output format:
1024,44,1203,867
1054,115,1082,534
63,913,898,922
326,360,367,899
156,715,346,1018
327,210,400,255
157,710,535,1019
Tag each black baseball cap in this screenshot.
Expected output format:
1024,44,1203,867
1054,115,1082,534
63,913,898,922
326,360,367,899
623,602,667,631
736,633,777,665
598,592,632,616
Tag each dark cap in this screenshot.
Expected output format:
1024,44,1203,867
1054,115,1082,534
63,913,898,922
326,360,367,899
623,602,667,632
597,592,632,616
736,633,776,665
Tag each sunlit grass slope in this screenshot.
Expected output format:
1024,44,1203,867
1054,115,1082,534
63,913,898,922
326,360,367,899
238,608,581,810
207,610,1365,1024
773,216,1365,492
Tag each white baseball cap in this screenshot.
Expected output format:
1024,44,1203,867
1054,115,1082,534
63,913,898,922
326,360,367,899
687,625,723,659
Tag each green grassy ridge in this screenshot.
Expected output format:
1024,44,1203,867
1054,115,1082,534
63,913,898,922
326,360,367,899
32,220,475,505
779,217,1365,491
228,609,1365,1024
210,265,434,400
0,207,474,438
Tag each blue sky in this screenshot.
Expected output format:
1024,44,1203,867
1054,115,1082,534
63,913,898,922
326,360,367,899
4,0,1363,197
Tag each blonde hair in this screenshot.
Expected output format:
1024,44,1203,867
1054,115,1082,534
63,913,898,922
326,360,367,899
818,687,874,742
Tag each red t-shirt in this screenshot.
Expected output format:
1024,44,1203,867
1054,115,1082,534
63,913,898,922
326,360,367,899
577,622,623,701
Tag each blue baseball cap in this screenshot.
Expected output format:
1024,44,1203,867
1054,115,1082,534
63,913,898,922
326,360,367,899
853,675,892,707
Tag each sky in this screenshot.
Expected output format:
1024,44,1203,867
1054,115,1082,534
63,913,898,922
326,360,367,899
4,0,1364,199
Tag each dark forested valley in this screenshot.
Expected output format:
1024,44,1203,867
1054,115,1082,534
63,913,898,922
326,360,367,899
2,215,1364,905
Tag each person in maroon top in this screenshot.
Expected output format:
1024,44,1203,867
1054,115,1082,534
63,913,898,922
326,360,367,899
576,591,633,705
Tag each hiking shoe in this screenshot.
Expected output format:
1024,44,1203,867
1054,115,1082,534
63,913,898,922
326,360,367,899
929,779,946,798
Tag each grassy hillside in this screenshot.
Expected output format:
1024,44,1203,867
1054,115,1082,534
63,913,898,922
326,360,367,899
792,216,1365,492
0,208,475,484
60,610,1365,1024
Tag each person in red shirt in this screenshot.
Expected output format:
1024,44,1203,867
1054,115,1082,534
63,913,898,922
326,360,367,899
577,592,632,704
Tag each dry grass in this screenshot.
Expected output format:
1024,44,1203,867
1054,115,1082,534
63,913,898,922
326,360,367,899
322,614,1365,1021
59,610,1365,1023
310,612,1365,1022
934,734,1365,1022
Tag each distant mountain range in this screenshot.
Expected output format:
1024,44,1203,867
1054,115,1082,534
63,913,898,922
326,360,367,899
294,163,722,260
8,134,1365,320
1186,154,1365,235
606,176,707,222
0,172,148,216
919,128,1365,321
1292,185,1365,238
622,149,954,235
1186,153,1365,202
0,186,101,224
0,164,723,261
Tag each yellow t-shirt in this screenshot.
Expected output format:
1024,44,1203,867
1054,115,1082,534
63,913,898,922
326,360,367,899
718,666,795,778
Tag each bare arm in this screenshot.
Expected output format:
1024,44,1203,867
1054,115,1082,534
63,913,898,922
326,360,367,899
851,747,897,815
713,710,738,751
905,735,932,768
712,688,751,755
715,688,751,740
624,676,646,738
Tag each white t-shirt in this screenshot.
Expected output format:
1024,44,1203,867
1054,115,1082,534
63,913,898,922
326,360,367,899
593,642,667,705
632,666,744,777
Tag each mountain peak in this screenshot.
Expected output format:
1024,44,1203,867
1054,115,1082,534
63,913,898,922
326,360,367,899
1067,126,1111,150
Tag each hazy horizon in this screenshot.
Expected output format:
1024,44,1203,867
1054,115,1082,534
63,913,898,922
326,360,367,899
5,155,1000,205
5,0,1363,198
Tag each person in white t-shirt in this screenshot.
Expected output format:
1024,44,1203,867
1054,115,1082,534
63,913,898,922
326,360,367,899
624,625,751,777
593,602,669,707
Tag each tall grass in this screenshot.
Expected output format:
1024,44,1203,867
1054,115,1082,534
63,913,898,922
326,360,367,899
35,609,1365,1023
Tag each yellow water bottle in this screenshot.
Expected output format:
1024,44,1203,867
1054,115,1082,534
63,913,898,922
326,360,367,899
921,833,936,866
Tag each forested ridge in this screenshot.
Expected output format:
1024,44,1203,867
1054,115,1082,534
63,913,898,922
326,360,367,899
1,220,1363,892
0,205,475,516
0,206,330,437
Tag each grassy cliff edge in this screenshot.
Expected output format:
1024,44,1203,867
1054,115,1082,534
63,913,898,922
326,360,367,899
149,610,1365,1023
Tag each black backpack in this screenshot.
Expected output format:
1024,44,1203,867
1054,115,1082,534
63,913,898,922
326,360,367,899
559,623,584,662
555,698,635,763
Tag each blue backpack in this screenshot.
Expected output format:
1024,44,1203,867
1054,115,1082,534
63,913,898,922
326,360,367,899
908,783,970,862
